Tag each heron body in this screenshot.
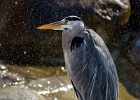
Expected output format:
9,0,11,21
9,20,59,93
37,16,118,100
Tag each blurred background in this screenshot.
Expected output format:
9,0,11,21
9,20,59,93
0,0,140,100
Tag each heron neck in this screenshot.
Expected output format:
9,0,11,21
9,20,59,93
62,28,85,76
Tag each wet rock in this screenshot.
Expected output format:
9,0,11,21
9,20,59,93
27,76,137,100
4,73,24,82
27,76,72,93
1,74,25,87
27,76,75,100
128,32,140,64
0,65,7,74
0,65,25,87
0,65,6,71
115,30,140,99
108,0,140,99
0,65,137,100
118,83,137,100
91,0,130,25
0,87,45,100
0,0,130,65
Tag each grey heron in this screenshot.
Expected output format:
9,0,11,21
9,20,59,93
37,16,118,100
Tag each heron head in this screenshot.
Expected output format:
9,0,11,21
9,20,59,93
37,16,85,31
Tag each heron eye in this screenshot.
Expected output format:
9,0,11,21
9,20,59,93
64,28,68,30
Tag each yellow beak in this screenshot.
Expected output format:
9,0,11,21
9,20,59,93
37,21,64,30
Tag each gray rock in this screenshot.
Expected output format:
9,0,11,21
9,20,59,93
0,65,6,71
0,87,45,100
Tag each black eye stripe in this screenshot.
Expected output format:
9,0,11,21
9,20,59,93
64,16,81,21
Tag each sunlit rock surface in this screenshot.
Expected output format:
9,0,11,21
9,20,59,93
0,65,137,100
0,87,45,100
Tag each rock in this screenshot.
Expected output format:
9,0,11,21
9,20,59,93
27,76,72,93
27,76,137,100
116,31,140,98
128,32,140,64
0,65,25,87
27,76,75,100
4,73,24,82
91,0,131,25
118,83,137,100
0,65,137,100
0,65,7,74
0,87,45,100
0,65,6,71
0,0,130,65
108,0,140,99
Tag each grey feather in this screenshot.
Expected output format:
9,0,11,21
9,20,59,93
68,29,118,100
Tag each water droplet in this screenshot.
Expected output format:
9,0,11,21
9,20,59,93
38,84,43,87
47,81,50,84
15,1,18,5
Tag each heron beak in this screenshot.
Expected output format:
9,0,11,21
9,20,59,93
37,21,65,30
